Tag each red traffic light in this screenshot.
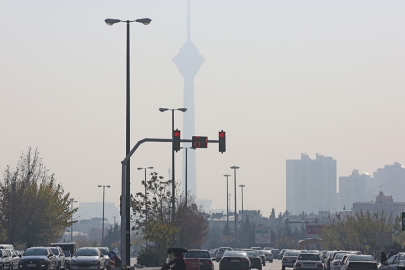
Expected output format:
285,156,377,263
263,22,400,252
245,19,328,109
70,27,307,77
219,132,225,138
174,131,180,137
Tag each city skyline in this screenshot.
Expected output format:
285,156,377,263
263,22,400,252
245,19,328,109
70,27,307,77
1,1,405,216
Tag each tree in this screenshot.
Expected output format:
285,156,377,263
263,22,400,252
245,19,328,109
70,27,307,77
104,223,120,250
0,147,76,247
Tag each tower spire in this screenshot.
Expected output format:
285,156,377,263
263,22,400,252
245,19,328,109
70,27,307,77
187,0,190,41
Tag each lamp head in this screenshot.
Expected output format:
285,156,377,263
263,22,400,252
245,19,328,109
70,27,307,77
135,18,152,25
106,186,111,188
230,166,240,170
137,167,143,170
105,18,121,26
239,184,246,188
98,185,102,187
148,167,154,169
159,108,169,112
178,108,187,112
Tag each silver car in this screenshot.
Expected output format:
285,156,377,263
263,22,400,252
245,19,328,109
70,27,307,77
293,253,323,270
282,250,301,270
69,248,105,270
216,247,233,262
49,247,66,270
96,247,110,270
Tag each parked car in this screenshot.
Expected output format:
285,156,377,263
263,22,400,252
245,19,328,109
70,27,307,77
0,249,13,270
216,247,233,262
69,247,105,270
340,255,377,270
282,250,301,270
49,246,66,270
18,247,57,270
263,250,273,262
293,253,323,270
96,247,110,270
219,251,250,270
184,249,213,270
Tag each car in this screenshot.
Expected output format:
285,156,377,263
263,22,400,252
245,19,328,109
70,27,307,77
49,246,66,270
184,249,213,270
7,250,20,270
69,247,105,270
330,252,347,270
242,250,263,270
216,247,233,262
271,249,281,259
219,251,250,270
18,247,57,270
326,251,348,270
282,250,301,270
378,253,398,270
0,249,13,270
340,255,376,270
263,250,273,262
96,247,110,270
280,249,288,259
208,249,218,259
256,250,266,266
293,253,323,270
251,247,262,251
0,245,14,250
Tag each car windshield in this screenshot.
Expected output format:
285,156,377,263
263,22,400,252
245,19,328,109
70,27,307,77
246,251,259,257
285,251,300,256
24,249,48,256
298,254,320,261
185,251,210,258
63,250,71,257
334,253,345,260
98,248,108,255
50,248,59,255
349,255,373,261
75,249,99,256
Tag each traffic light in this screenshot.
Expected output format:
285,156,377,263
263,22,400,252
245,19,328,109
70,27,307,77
192,136,208,148
219,130,226,153
173,129,181,152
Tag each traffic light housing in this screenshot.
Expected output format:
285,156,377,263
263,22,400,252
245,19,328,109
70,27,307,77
173,129,181,152
192,136,208,148
219,130,226,153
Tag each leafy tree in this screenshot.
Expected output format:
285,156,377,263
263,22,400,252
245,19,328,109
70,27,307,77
104,223,120,249
0,147,76,247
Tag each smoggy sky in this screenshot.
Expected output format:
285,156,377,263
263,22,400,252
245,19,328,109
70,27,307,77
1,1,404,217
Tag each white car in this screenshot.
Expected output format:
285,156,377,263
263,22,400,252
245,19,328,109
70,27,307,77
293,253,323,270
216,247,232,262
263,250,274,262
70,247,105,270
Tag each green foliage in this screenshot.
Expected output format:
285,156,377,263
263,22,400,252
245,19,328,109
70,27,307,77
136,246,163,267
104,223,120,248
322,210,399,257
0,147,76,247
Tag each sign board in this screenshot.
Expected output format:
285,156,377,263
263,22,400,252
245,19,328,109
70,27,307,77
255,226,272,244
305,224,323,238
376,232,392,245
402,212,405,231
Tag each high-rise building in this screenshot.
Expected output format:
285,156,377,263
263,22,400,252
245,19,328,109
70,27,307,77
172,0,205,198
286,153,337,214
338,170,376,210
374,162,405,202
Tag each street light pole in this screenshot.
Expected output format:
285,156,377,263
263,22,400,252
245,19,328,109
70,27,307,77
230,166,239,241
239,184,245,222
105,17,151,266
70,199,77,242
181,147,195,208
137,167,154,222
159,107,187,220
224,174,231,226
98,185,110,245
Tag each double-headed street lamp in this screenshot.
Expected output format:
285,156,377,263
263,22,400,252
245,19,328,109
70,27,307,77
105,17,151,266
159,107,187,220
180,147,195,208
224,174,231,226
230,166,240,240
137,167,154,221
239,184,246,222
98,185,110,245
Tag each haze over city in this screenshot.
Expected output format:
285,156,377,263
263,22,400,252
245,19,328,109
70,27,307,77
1,1,405,217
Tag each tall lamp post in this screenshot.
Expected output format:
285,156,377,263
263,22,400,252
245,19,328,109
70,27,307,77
137,167,153,221
159,107,187,220
180,147,195,208
105,17,151,266
239,184,246,222
224,174,231,226
230,166,239,241
70,199,77,242
98,185,110,245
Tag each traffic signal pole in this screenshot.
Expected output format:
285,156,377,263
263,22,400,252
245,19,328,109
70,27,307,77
120,137,221,264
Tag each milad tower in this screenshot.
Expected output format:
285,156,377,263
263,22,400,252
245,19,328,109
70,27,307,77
172,0,205,199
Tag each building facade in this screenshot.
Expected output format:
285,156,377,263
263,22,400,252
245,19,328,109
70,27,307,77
352,191,405,218
374,162,405,203
286,153,337,214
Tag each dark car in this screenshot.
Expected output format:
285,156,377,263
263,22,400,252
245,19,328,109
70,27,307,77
184,249,213,270
18,247,57,270
0,249,13,270
242,250,263,270
219,251,250,270
378,254,398,270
